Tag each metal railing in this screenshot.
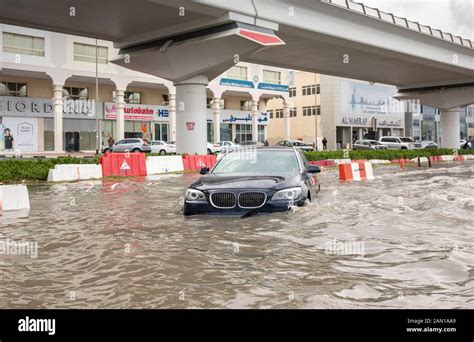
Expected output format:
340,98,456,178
321,0,473,49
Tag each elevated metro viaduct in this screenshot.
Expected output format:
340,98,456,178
1,0,473,153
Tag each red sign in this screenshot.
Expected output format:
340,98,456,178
238,29,285,46
186,122,195,131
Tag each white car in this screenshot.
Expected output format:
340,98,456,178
211,141,240,153
207,142,219,154
379,136,418,150
150,140,176,155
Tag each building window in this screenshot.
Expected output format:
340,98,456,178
263,70,281,84
289,87,296,97
236,124,252,143
73,42,108,64
316,84,320,94
154,123,169,141
227,66,248,81
302,85,316,96
0,82,27,97
125,91,141,104
258,125,265,143
303,106,317,116
290,107,297,117
63,87,88,100
268,110,274,119
2,32,45,56
316,105,321,115
208,98,226,109
240,100,253,111
275,109,283,119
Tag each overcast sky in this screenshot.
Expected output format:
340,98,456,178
360,0,473,40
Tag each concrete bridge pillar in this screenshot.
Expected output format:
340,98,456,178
175,75,209,155
440,107,461,149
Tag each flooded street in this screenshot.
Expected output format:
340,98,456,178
1,162,473,309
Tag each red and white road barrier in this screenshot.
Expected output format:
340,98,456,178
339,162,374,181
0,184,30,212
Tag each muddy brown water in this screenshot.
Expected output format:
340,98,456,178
1,162,473,308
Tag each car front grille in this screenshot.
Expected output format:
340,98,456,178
238,192,267,209
210,192,236,209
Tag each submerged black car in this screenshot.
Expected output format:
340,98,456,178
183,147,321,216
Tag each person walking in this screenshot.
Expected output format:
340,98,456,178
107,134,115,152
264,139,269,146
4,128,14,152
322,137,328,150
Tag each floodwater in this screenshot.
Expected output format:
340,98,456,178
1,162,473,309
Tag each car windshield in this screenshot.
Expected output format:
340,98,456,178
369,141,383,145
212,150,300,176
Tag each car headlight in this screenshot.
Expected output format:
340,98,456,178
271,187,302,201
185,189,206,202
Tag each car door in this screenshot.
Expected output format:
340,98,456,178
295,150,316,199
113,140,126,152
383,138,395,149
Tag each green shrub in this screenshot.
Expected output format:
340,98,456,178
305,148,474,161
0,157,98,183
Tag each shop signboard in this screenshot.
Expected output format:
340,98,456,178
104,103,168,122
0,96,101,119
218,78,289,93
206,109,268,125
219,78,254,89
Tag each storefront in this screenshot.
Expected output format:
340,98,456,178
0,96,269,152
324,79,405,149
103,102,169,144
206,109,267,143
0,96,100,152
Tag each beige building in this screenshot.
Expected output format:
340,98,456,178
0,24,290,153
267,71,407,150
266,72,322,146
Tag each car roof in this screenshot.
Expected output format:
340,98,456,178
238,146,296,151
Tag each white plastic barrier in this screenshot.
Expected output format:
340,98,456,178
368,159,391,164
47,164,102,182
410,157,429,163
463,154,474,160
440,155,454,162
146,156,184,175
0,184,30,211
331,159,352,164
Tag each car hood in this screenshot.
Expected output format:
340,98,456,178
191,173,298,191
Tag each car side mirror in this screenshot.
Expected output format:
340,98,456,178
199,167,210,175
307,165,321,173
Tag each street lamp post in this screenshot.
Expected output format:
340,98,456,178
95,38,100,155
